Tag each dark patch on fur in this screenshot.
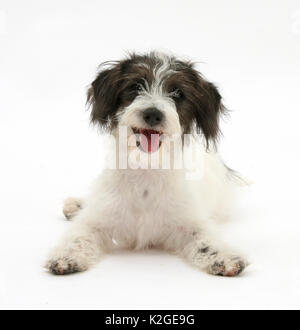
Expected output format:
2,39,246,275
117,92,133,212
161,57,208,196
211,261,225,275
234,260,246,275
199,246,209,253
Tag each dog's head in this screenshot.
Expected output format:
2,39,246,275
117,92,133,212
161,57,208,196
88,52,225,153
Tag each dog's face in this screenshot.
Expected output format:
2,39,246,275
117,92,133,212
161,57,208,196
88,52,225,153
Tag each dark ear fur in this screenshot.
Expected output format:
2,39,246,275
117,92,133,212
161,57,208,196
194,79,226,146
87,63,122,130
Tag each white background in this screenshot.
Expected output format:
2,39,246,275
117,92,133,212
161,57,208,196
0,0,300,309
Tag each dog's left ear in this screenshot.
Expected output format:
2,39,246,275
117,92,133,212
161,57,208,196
193,79,226,146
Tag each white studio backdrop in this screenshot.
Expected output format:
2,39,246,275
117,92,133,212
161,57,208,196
0,0,300,309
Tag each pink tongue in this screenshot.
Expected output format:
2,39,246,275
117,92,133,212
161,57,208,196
140,133,160,153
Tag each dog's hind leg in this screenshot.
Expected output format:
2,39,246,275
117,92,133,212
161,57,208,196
63,197,83,220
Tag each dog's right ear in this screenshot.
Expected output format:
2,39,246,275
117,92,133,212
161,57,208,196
87,62,122,130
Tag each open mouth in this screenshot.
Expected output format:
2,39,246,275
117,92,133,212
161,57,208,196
132,127,163,153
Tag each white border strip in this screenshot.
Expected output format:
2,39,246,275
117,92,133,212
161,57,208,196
0,11,6,35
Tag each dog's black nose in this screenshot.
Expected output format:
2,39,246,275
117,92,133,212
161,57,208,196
143,108,163,127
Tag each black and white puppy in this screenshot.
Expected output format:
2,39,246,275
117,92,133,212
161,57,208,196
46,52,248,276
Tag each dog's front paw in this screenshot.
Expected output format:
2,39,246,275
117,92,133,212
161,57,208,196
63,197,82,220
46,256,87,275
207,255,247,277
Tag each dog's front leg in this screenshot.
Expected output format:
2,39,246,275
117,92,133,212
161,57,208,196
166,228,248,276
46,219,111,275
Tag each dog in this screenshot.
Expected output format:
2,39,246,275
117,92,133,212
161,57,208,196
46,51,248,276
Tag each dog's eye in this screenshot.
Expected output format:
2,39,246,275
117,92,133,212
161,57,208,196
129,83,143,93
170,88,183,99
